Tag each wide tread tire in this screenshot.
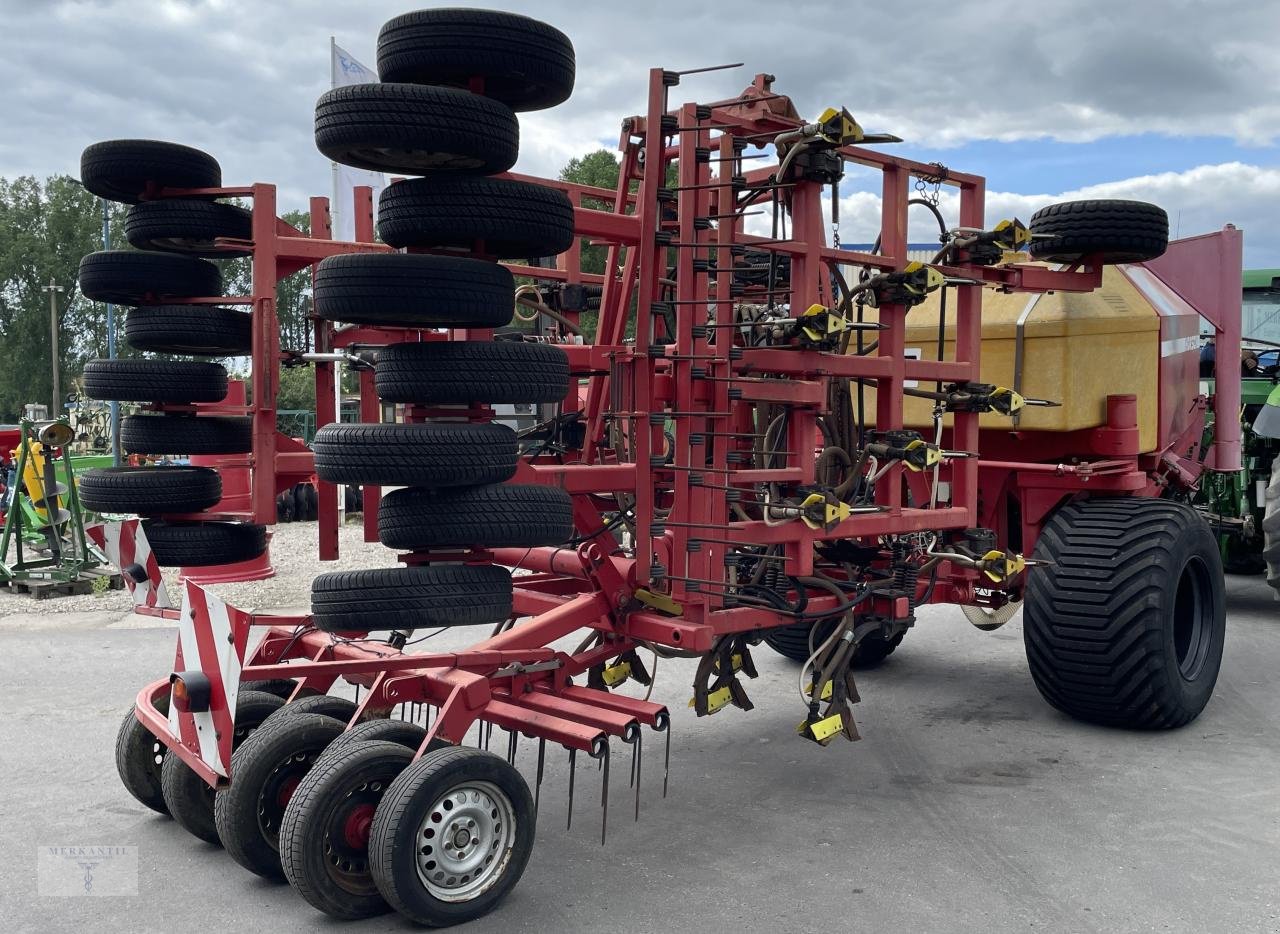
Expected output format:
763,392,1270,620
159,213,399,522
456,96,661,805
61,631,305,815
124,305,252,355
1028,199,1169,264
315,83,518,175
83,359,228,403
80,139,220,204
1263,456,1280,600
79,466,221,515
78,250,221,304
160,689,283,845
240,679,315,701
142,520,267,567
378,176,575,258
214,712,344,880
124,199,253,257
311,566,513,633
313,253,513,328
369,747,536,927
114,694,170,815
375,341,569,404
313,422,517,487
121,415,252,455
379,485,573,551
1024,497,1226,728
280,740,414,920
762,619,903,669
377,8,575,111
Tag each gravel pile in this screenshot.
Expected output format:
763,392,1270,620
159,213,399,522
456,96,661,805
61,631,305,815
0,520,394,619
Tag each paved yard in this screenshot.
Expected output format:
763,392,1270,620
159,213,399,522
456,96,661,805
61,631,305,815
1,549,1277,933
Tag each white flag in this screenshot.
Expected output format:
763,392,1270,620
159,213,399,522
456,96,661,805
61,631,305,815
330,41,384,242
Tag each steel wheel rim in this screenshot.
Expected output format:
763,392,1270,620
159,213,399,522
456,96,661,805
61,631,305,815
415,780,515,902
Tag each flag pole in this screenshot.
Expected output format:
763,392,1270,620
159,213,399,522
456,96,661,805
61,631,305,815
329,35,342,243
329,35,346,524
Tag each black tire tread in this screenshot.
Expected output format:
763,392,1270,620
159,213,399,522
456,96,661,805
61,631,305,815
114,699,170,815
311,565,513,633
83,359,228,403
313,253,513,328
375,341,569,404
121,415,252,455
1023,497,1224,728
78,250,222,304
80,139,221,204
79,466,221,514
378,176,575,258
124,305,252,355
315,83,518,175
379,484,573,550
142,520,267,567
124,199,252,257
313,422,517,487
1028,199,1169,264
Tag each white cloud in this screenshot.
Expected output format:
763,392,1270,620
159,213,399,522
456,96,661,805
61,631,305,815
827,163,1279,265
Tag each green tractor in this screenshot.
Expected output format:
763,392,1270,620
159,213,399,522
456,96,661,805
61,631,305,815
1197,268,1280,596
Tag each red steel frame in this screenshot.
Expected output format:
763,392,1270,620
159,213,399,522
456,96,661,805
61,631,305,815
136,70,1241,783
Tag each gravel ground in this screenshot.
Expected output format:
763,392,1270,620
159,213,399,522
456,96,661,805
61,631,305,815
0,519,390,619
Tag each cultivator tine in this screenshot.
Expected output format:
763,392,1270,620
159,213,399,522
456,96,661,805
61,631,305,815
633,732,643,822
662,718,671,799
535,738,546,816
567,748,576,830
598,744,611,846
507,729,517,765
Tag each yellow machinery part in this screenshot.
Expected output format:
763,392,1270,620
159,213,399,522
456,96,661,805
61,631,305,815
854,265,1161,450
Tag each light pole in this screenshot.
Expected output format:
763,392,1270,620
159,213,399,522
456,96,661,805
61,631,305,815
43,278,65,414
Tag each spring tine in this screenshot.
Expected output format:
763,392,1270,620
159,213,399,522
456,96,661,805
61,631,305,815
601,746,610,847
484,722,492,751
634,733,643,823
664,724,672,798
507,729,517,766
535,738,546,816
567,749,576,831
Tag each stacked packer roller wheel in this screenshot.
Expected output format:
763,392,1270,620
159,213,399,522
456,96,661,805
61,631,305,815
193,9,579,925
108,7,1245,930
77,141,266,570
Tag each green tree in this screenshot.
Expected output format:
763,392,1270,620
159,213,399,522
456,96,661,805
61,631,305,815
559,150,621,278
0,175,129,421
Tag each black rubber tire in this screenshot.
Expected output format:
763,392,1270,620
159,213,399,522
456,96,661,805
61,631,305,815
114,694,171,815
762,619,904,669
379,484,573,551
280,740,413,919
78,250,222,304
83,359,228,403
311,566,513,633
269,693,361,726
161,689,284,845
313,253,514,329
376,8,574,111
121,415,252,455
142,520,267,567
214,712,344,880
79,466,222,514
124,199,253,257
1263,456,1280,600
315,83,518,175
378,176,575,258
313,422,517,487
369,746,536,927
81,139,221,204
321,719,445,764
1024,497,1226,728
1027,199,1169,264
375,341,569,404
124,305,253,356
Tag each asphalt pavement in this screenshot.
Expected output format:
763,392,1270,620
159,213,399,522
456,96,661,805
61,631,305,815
1,573,1278,933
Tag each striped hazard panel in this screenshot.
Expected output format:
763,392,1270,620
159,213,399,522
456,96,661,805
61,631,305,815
86,520,171,610
168,580,269,778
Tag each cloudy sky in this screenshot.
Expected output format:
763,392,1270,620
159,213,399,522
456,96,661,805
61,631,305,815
1,0,1278,264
